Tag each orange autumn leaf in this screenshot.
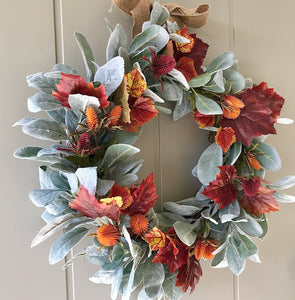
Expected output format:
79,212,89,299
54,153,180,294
130,214,149,235
86,107,98,130
176,57,197,82
194,239,206,260
175,26,194,53
215,127,236,152
144,227,166,250
109,182,132,211
193,111,215,128
195,239,219,260
222,95,245,119
203,240,219,260
96,224,120,247
125,68,147,98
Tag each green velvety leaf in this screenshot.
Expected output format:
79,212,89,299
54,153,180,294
144,259,165,298
203,70,225,93
22,119,68,141
162,277,183,300
173,97,191,120
94,56,125,96
65,110,78,134
232,232,258,259
74,32,96,81
96,179,115,196
193,92,223,115
29,189,64,207
46,198,70,215
223,69,245,93
118,47,133,73
273,192,295,203
111,266,124,300
75,167,97,196
47,108,66,124
49,227,89,264
211,245,228,268
28,93,62,113
226,142,242,165
14,146,43,159
227,237,245,275
168,69,189,89
219,201,240,223
31,213,83,247
129,24,169,54
189,73,211,88
150,2,170,25
51,63,78,75
206,51,235,74
13,117,36,127
253,141,281,171
164,202,199,216
27,72,58,94
102,144,140,170
192,143,223,185
268,176,295,190
234,215,263,238
106,24,127,61
86,245,110,266
173,221,198,246
156,81,183,102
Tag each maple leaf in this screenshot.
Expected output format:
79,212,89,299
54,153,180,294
221,86,277,147
252,82,285,122
144,227,166,250
202,165,238,209
153,229,188,274
125,68,147,98
242,176,261,196
174,34,209,75
176,57,197,82
215,127,236,152
52,72,109,108
131,97,158,124
109,182,133,211
175,255,203,294
193,111,215,128
69,185,120,221
239,186,279,216
124,173,158,216
221,95,245,119
174,26,194,53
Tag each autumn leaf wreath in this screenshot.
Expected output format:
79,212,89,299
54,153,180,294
14,1,295,299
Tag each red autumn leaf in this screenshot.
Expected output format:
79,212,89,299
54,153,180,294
221,95,245,119
131,97,158,124
242,176,261,196
174,26,194,53
69,185,120,221
221,86,277,147
144,227,166,250
125,68,147,98
193,111,215,128
202,165,237,209
176,57,198,82
252,82,285,122
239,186,279,216
175,255,203,294
162,40,174,57
152,55,176,78
52,73,109,108
125,173,158,216
153,229,188,274
109,182,132,211
215,127,236,152
174,34,209,75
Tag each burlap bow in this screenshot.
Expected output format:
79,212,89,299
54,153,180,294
112,0,210,37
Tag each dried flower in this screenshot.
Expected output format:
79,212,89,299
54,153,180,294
96,224,120,247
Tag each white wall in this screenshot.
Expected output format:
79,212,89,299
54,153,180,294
1,0,294,299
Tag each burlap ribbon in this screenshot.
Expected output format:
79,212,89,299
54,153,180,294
112,0,210,37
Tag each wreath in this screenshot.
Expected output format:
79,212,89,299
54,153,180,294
14,1,295,299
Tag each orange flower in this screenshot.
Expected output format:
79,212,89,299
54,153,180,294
195,239,219,260
130,214,149,235
107,105,122,127
222,95,245,119
96,224,120,247
247,153,261,170
175,26,194,53
86,107,98,130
